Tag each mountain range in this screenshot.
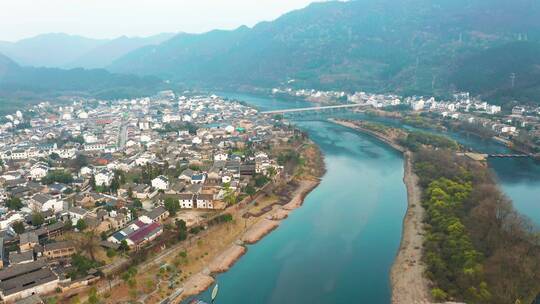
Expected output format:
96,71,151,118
2,0,540,106
0,52,163,103
108,0,540,105
0,32,175,69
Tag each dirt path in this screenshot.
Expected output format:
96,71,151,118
390,151,432,304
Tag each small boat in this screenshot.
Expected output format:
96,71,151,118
188,284,218,304
211,284,219,303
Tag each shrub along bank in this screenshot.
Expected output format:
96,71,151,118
413,148,540,304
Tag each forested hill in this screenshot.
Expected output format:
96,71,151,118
109,0,540,105
0,52,163,102
450,41,540,103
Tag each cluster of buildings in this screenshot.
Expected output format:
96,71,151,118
271,87,402,106
0,92,291,302
404,93,540,144
272,88,348,103
274,86,540,147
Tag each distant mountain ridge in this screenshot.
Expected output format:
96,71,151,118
0,32,175,69
0,51,163,101
0,33,107,68
108,0,540,104
66,33,176,69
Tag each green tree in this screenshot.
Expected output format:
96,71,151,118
164,197,180,215
245,185,256,197
42,170,73,185
224,185,237,206
31,211,45,227
254,174,269,187
80,230,100,262
175,219,187,231
6,197,23,210
106,248,117,258
267,166,277,177
76,219,87,231
46,297,58,304
70,254,100,278
89,174,96,190
110,177,120,194
431,288,448,301
64,220,73,231
12,221,25,234
119,240,129,252
175,219,188,241
132,198,142,209
88,287,100,304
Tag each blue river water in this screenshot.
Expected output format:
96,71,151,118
186,92,540,303
222,92,540,225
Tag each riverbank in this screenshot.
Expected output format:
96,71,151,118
328,118,432,304
331,116,540,303
391,151,431,303
173,179,321,303
62,140,324,304
168,144,324,303
328,119,405,153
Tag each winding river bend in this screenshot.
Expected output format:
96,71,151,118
188,92,540,303
185,93,408,303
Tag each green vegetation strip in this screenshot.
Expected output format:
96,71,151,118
413,149,540,304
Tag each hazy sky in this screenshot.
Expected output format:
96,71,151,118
0,0,317,42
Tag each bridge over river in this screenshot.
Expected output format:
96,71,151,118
260,103,365,115
462,152,539,161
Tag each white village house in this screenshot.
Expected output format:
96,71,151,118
95,170,114,187
30,162,49,181
29,194,64,213
178,193,194,208
151,175,169,191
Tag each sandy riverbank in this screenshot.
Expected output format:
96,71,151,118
172,273,215,304
242,219,280,244
208,244,247,273
271,208,290,220
283,180,320,210
78,142,325,304
390,151,432,304
329,119,406,153
171,151,323,303
329,118,432,304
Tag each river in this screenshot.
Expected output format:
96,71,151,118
223,93,540,226
183,93,408,303
348,113,540,226
187,92,540,303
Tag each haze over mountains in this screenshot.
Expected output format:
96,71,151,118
2,0,540,106
108,0,540,104
0,52,163,102
0,32,175,68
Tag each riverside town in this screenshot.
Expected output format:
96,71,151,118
2,1,540,304
0,92,324,303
